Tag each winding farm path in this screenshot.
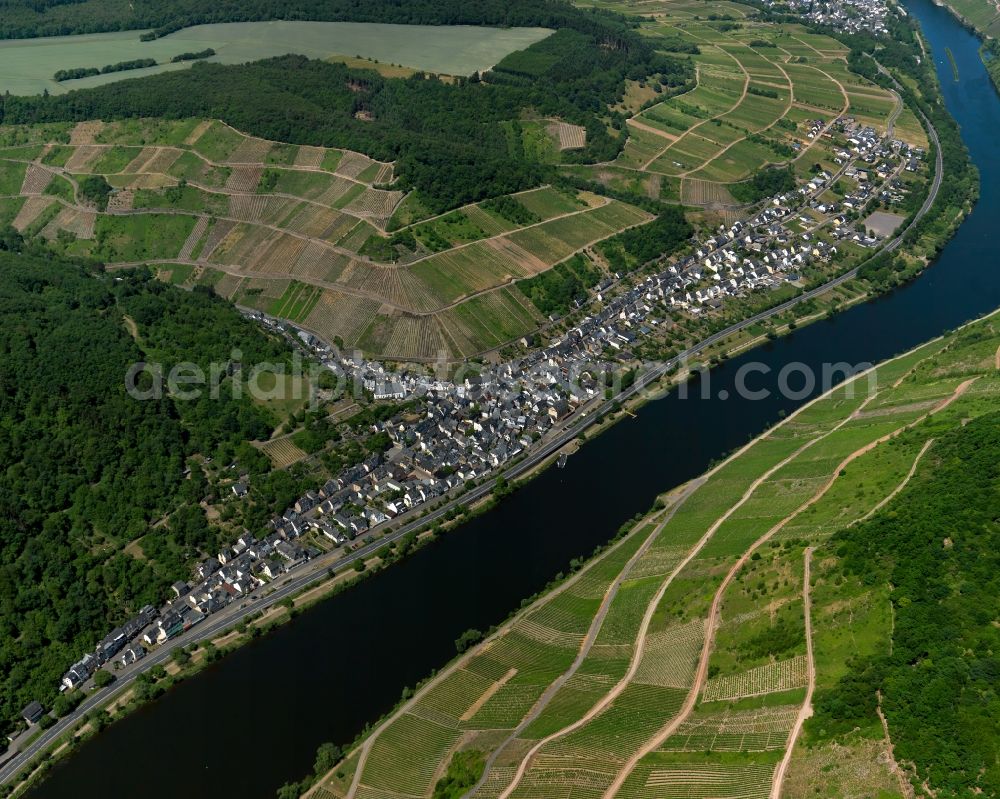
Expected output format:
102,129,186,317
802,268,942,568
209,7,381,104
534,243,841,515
459,485,700,799
876,691,916,799
639,46,751,171
497,385,883,799
675,50,796,180
343,479,705,799
602,376,978,798
854,437,934,525
770,547,815,799
493,337,963,799
340,476,707,799
632,24,856,187
626,117,679,142
83,189,649,318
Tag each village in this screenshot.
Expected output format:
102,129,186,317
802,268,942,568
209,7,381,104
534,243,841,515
772,0,893,35
49,116,924,703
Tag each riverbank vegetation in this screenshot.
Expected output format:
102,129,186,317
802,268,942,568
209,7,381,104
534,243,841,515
838,19,980,277
934,0,1000,39
982,40,1000,94
915,0,1000,94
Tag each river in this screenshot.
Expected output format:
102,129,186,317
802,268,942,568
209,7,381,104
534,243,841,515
26,2,999,796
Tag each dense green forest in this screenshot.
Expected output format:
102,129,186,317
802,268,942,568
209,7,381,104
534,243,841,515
728,166,796,204
0,4,691,212
0,0,633,40
597,206,692,272
0,241,292,734
518,253,603,317
813,410,1000,797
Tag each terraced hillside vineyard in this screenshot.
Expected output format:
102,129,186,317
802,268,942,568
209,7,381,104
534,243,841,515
0,118,658,360
304,312,1000,799
0,0,932,365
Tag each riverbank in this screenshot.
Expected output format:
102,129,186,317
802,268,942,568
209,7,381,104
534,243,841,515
5,3,987,797
982,39,1000,92
929,0,1000,92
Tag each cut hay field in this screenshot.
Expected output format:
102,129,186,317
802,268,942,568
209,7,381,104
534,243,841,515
305,311,1000,799
0,22,554,96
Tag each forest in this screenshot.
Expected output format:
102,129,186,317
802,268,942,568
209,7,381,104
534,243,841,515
728,166,795,204
0,0,638,40
518,253,603,317
0,241,293,735
597,206,692,272
0,5,691,213
813,409,1000,797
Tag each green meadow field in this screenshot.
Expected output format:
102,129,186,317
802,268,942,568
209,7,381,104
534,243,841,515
0,21,553,95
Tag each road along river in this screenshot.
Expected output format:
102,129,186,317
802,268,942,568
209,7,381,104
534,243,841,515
24,3,1000,796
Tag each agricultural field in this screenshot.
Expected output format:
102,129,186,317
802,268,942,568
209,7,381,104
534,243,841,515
0,0,921,368
307,311,1000,799
0,118,660,361
938,0,1000,38
0,21,554,96
592,6,906,206
259,436,309,469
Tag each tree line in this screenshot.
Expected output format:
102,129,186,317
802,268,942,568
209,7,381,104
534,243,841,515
53,58,156,82
0,0,638,40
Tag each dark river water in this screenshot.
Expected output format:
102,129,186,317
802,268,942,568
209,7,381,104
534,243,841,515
28,3,999,796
